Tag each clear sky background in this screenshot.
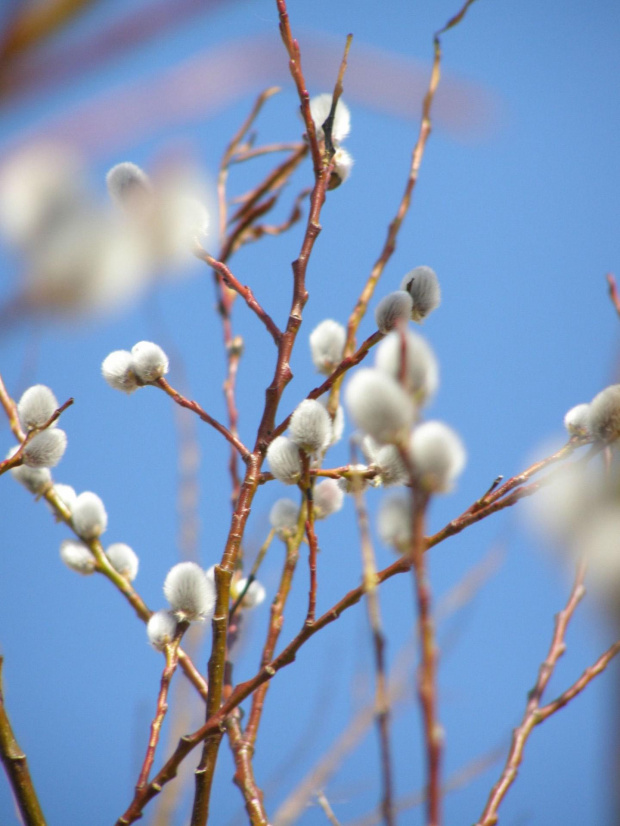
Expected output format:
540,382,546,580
0,1,619,824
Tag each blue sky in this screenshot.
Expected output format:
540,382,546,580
0,1,619,824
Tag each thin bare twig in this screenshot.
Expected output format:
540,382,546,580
351,472,395,826
0,657,47,826
316,791,342,826
155,377,251,461
475,562,587,826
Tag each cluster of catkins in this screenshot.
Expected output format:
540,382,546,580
308,93,354,189
7,385,67,488
292,265,463,555
102,340,169,393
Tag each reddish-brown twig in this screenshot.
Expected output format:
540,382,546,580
475,561,587,826
155,377,251,461
135,627,187,794
0,657,47,826
194,248,282,345
606,273,620,319
226,710,270,826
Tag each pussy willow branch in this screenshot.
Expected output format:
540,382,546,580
0,396,73,474
194,250,282,345
155,376,251,461
475,561,587,826
135,628,186,795
0,657,47,826
271,330,385,440
240,187,309,247
0,374,208,702
226,710,269,826
352,477,395,826
114,432,592,822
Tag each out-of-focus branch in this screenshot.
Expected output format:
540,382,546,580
475,562,587,826
0,657,47,826
606,273,620,319
352,475,395,826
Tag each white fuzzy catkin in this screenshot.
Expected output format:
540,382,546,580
233,578,266,609
106,162,152,207
106,542,139,581
313,478,345,519
60,539,96,574
9,453,51,493
289,399,332,454
163,561,215,622
372,442,409,487
269,498,300,538
71,491,108,540
587,385,620,442
309,319,346,375
377,494,412,552
329,147,354,189
409,421,466,493
319,397,345,445
50,483,77,513
345,368,415,444
102,350,138,393
375,330,439,405
17,385,59,430
131,341,169,382
563,403,590,437
267,436,302,484
22,428,67,468
147,610,178,650
309,93,351,142
400,266,441,321
374,291,413,334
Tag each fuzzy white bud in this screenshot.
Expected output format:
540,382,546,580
8,448,51,493
329,147,354,189
564,403,590,437
102,350,138,393
269,498,300,538
60,539,96,574
106,542,139,581
48,483,77,514
164,561,215,622
587,385,620,442
375,330,439,405
232,578,266,609
318,397,345,445
267,436,302,484
22,428,67,468
106,162,152,207
374,291,414,334
345,368,415,444
147,610,178,650
289,399,332,454
364,438,408,487
309,93,351,142
409,421,466,493
400,266,441,321
71,491,108,540
377,494,412,552
309,319,346,375
313,478,345,519
131,341,169,383
17,385,59,430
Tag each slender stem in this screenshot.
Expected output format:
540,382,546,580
195,250,282,345
156,377,251,461
244,536,301,748
352,477,395,826
226,711,269,826
475,562,587,826
409,491,441,826
135,627,186,793
0,657,47,826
